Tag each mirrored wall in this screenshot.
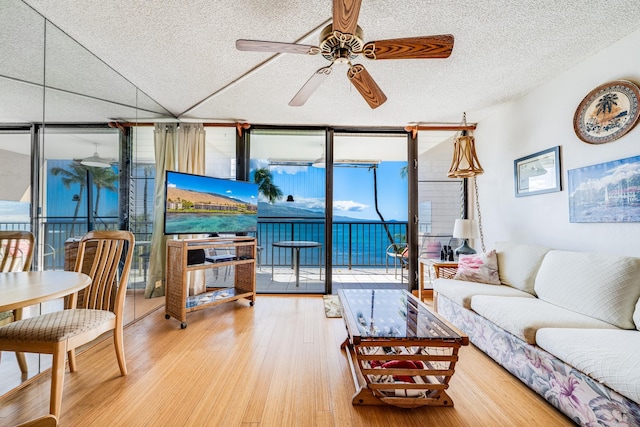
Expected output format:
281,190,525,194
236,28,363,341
0,0,173,395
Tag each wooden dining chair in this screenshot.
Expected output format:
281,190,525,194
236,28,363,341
16,414,58,427
0,230,35,373
0,230,135,419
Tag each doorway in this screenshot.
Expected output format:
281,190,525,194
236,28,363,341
331,131,409,292
249,129,327,294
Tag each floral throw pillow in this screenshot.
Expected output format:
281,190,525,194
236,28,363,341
454,250,501,285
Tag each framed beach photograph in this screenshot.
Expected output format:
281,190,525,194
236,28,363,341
568,154,640,223
514,146,562,197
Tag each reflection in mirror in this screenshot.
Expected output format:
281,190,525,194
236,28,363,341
131,125,162,319
0,131,38,396
0,0,46,398
0,0,172,396
0,0,45,123
45,23,137,111
41,13,169,327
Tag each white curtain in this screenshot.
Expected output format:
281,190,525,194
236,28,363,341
178,124,207,296
145,123,206,298
178,124,205,174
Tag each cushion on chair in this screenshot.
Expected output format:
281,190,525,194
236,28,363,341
0,309,115,343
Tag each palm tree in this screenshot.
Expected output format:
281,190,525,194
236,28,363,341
369,165,395,247
595,93,619,117
90,167,118,218
253,167,283,204
51,160,89,235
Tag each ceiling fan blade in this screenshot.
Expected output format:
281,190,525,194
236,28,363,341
236,39,321,55
361,35,454,60
289,65,333,107
347,64,387,109
332,0,362,35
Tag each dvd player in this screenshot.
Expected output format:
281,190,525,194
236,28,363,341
205,255,235,263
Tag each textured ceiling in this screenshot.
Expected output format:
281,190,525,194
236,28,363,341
11,0,640,128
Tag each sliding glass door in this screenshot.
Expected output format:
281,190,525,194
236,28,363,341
249,129,326,294
331,132,408,291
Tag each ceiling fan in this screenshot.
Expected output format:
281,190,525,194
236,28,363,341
236,0,454,109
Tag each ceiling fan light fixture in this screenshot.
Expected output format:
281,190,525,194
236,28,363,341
236,1,454,109
81,144,112,168
312,155,326,168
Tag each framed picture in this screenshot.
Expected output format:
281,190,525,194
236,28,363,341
514,146,561,197
568,154,640,223
573,80,640,144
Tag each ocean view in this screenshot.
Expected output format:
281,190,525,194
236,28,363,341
259,219,407,267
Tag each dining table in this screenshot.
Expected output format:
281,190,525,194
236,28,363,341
0,270,92,314
0,270,91,426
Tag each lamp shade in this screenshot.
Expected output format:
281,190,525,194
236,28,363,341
447,134,484,178
452,219,478,239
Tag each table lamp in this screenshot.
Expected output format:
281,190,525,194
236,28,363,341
452,219,478,257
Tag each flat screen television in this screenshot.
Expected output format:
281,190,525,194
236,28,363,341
164,171,259,235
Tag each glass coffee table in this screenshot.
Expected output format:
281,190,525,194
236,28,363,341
337,288,469,408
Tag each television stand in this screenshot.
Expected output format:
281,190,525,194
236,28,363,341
164,237,256,328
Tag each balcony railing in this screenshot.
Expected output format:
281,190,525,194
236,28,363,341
258,220,408,268
2,218,416,271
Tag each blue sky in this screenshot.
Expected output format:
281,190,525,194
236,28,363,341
1,162,408,223
258,161,408,221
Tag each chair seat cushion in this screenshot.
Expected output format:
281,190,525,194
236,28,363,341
0,309,115,343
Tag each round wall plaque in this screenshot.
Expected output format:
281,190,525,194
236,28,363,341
573,80,640,144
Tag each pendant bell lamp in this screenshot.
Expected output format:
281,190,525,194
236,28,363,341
447,113,484,178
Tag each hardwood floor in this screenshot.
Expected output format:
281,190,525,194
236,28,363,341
0,296,574,426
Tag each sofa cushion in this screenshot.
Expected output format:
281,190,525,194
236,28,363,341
470,296,618,345
454,250,500,285
495,242,551,294
434,278,533,309
536,328,640,404
534,250,640,330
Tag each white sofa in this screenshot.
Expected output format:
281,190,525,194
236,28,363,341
433,242,640,425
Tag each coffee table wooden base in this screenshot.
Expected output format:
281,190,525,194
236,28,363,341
340,337,460,408
337,289,468,409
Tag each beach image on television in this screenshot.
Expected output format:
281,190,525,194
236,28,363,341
164,171,258,234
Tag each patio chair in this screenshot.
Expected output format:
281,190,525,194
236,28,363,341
385,243,407,279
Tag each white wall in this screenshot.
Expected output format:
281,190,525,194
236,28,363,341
474,27,640,257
